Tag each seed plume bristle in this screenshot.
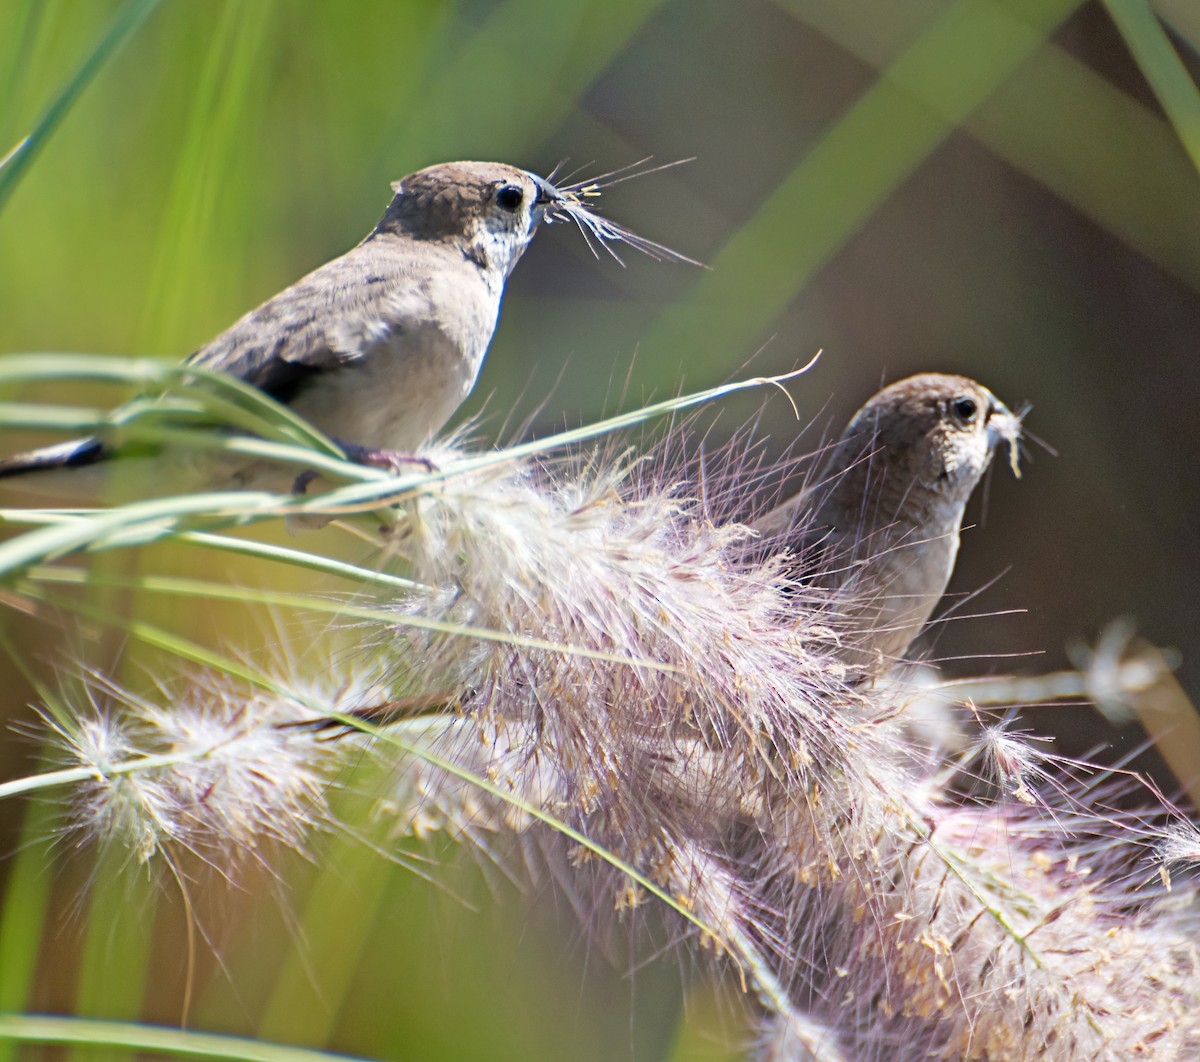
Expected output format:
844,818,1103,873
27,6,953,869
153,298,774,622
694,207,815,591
545,157,706,267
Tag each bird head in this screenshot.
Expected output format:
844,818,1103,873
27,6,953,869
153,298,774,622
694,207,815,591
386,161,556,278
829,373,1023,523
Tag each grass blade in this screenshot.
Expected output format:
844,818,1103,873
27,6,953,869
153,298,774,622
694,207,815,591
0,0,161,213
0,1014,374,1062
1104,0,1200,176
19,568,680,674
639,0,1082,386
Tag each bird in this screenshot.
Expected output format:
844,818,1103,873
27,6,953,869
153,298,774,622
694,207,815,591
754,373,1023,681
0,161,614,494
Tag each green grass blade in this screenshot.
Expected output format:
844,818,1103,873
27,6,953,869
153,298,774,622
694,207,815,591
0,354,171,388
169,532,427,593
20,568,679,674
270,366,815,516
0,0,161,213
0,1014,374,1062
1104,0,1200,175
638,0,1082,389
1154,0,1200,56
0,366,806,570
0,782,56,1062
0,353,344,455
396,0,668,161
789,0,1200,293
0,402,108,431
6,588,304,707
0,760,174,803
360,717,724,943
168,365,344,453
135,1,274,354
71,864,156,1062
0,515,425,592
256,833,395,1048
0,491,284,575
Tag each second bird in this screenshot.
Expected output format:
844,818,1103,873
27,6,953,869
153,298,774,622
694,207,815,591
0,161,586,487
756,373,1023,681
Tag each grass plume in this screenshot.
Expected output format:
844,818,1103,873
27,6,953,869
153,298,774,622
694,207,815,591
1,365,1198,1059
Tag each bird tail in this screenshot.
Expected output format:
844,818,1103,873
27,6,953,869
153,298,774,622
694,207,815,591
0,437,108,479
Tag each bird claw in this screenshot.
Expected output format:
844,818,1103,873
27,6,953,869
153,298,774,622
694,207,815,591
338,442,438,476
292,469,320,495
290,447,436,498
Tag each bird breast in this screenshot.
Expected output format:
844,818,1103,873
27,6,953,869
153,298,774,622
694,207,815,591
833,499,963,669
289,272,501,452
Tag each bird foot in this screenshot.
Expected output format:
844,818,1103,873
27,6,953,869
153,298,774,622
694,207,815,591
290,445,437,498
338,442,438,475
292,469,320,495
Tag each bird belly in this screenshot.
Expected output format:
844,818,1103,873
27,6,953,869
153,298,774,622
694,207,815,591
836,530,959,671
288,325,485,453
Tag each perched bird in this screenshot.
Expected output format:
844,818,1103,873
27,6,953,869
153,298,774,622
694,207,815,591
756,373,1022,680
0,160,682,493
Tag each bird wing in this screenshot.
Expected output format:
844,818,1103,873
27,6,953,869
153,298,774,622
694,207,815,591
185,247,436,405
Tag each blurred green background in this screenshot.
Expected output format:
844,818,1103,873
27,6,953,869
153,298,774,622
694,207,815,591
2,0,1200,1059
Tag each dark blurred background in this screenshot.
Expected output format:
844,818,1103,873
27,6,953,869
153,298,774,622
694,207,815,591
1,1,1199,1059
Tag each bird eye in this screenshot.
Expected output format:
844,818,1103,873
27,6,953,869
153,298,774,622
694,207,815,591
952,397,978,422
495,185,524,212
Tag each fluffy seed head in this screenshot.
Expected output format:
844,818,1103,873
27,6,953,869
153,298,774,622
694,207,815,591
23,407,1200,1060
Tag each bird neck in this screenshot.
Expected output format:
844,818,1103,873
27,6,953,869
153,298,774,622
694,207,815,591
367,208,524,290
376,191,466,239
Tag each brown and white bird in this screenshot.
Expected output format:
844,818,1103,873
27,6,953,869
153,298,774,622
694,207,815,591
0,160,681,492
756,373,1022,680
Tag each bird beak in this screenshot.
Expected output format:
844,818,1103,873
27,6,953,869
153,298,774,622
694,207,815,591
533,176,563,207
986,401,1023,478
530,175,565,227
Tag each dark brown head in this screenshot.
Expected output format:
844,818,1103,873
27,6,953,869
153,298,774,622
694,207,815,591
380,161,560,275
820,373,1021,528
